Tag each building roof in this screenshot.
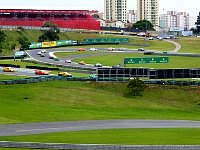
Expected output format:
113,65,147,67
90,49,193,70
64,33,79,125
0,9,98,15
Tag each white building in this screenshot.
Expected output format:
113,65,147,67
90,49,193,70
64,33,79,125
105,20,126,28
160,11,194,31
104,0,127,22
137,0,159,26
127,10,137,23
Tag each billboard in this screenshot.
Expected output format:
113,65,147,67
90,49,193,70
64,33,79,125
29,42,42,49
42,41,56,48
124,57,169,64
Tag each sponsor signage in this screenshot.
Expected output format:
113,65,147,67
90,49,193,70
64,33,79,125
42,41,56,48
124,57,169,64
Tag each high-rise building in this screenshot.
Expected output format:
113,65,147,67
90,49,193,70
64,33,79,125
104,0,127,22
137,0,159,26
128,10,137,23
160,11,194,31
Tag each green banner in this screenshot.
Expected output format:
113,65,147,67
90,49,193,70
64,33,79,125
83,38,129,44
56,40,77,46
124,57,169,64
29,42,42,49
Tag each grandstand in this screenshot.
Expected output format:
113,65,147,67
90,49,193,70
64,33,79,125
0,9,100,30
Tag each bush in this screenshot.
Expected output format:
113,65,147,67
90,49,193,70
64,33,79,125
124,78,146,97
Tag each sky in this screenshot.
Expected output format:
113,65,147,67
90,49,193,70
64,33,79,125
0,0,199,18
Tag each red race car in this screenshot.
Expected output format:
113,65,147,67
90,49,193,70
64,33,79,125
35,70,49,75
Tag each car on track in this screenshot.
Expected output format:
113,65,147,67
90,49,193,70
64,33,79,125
94,63,102,67
65,59,72,63
37,51,42,55
40,53,45,57
58,72,72,77
90,48,98,51
41,49,47,53
3,67,15,72
89,74,97,79
78,61,86,65
112,64,121,68
119,47,127,51
78,48,86,52
49,55,54,59
53,57,59,61
138,48,145,51
107,47,115,51
35,70,49,75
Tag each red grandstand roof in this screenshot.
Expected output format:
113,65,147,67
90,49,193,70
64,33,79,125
0,9,98,15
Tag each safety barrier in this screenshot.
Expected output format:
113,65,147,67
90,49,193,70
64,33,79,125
26,65,59,71
0,64,20,68
0,76,200,86
22,59,96,71
1,141,200,150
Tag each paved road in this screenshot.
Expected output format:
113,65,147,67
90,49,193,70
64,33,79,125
0,67,40,77
164,39,182,52
0,120,200,136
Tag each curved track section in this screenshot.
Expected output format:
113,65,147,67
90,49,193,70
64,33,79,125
1,120,200,136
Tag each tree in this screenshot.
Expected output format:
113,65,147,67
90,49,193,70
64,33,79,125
42,21,57,28
0,30,6,53
17,35,31,50
0,30,6,44
196,14,200,33
39,26,60,42
124,78,146,97
131,20,154,31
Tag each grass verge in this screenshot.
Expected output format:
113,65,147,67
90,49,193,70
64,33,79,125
1,128,200,145
0,81,200,124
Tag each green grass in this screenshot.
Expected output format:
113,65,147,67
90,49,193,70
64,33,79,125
175,37,200,53
1,128,200,145
0,75,28,80
69,53,200,68
0,81,200,124
0,148,30,150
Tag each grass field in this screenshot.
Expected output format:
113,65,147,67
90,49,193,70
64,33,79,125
1,128,200,145
0,74,28,80
0,81,200,124
54,52,200,68
176,37,200,53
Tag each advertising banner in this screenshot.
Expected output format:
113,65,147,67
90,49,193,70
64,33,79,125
42,41,56,48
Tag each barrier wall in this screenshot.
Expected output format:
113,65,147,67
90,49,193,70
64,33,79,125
1,141,200,150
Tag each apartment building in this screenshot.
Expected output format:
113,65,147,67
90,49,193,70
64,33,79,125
128,10,137,23
160,11,194,31
137,0,159,26
104,0,127,22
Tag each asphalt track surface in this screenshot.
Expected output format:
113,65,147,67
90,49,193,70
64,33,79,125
0,120,200,136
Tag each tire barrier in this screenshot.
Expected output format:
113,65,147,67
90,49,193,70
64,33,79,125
22,59,96,71
26,65,59,71
0,56,15,59
0,64,20,68
1,141,200,150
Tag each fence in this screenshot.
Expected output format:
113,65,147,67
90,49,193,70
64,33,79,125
1,141,200,150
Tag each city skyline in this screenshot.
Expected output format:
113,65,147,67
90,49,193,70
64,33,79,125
0,0,199,18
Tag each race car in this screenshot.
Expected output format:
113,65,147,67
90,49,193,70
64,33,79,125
58,72,72,77
78,48,86,52
35,70,49,75
3,67,15,72
107,47,115,51
94,63,102,67
78,61,86,65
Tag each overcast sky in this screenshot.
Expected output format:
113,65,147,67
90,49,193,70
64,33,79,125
0,0,199,18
